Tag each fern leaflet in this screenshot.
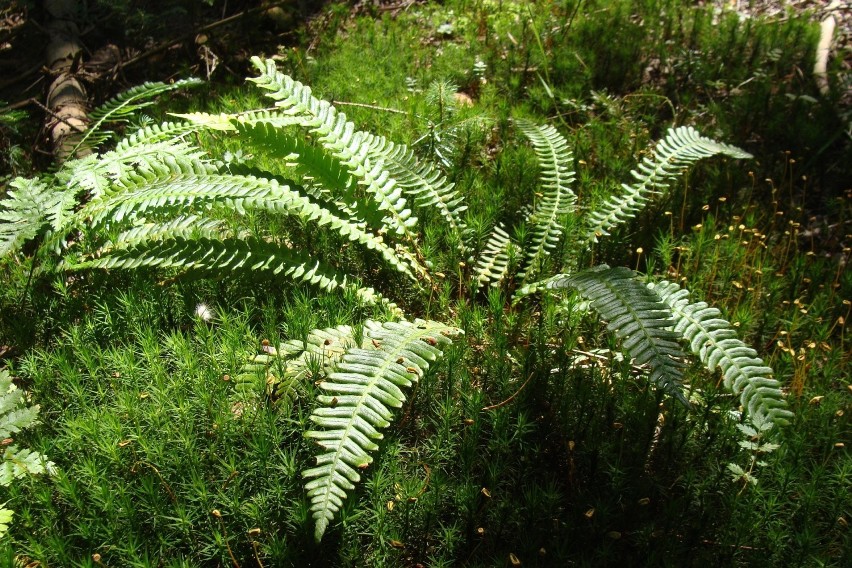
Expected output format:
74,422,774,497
303,319,461,541
515,119,577,282
650,280,792,428
472,223,519,290
525,266,689,405
584,126,751,242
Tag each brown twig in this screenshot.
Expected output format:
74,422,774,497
482,373,535,412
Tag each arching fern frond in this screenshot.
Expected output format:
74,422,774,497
649,280,793,428
515,120,577,282
73,78,203,154
362,133,468,237
68,236,353,290
303,319,461,541
584,126,751,242
76,173,418,281
472,223,519,290
523,266,689,405
248,57,418,239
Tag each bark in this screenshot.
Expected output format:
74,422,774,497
814,0,840,96
44,0,89,161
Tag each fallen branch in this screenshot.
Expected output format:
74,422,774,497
814,0,840,95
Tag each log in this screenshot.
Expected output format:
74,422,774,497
44,0,89,161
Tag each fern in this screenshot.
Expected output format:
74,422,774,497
303,319,461,541
522,266,689,405
363,133,468,237
584,126,751,242
72,78,204,154
649,280,792,428
471,223,519,290
74,173,418,281
515,119,577,281
0,370,55,539
0,177,64,257
249,57,418,239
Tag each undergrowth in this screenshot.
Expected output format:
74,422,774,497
0,1,848,566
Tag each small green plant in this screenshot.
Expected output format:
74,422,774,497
0,369,55,538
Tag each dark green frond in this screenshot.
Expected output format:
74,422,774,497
650,280,793,428
584,126,752,242
515,120,577,282
303,319,461,541
532,266,689,406
248,57,418,239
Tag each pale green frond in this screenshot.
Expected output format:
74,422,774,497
472,223,519,290
77,173,418,280
248,57,418,239
304,319,462,541
0,446,55,486
69,236,352,290
172,110,304,131
116,121,210,150
362,133,467,236
529,266,689,405
0,177,64,257
650,280,793,428
584,126,751,242
515,119,577,282
0,506,13,539
104,216,224,251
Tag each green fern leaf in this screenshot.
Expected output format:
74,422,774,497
72,78,203,155
303,319,461,541
584,126,751,242
527,266,689,405
0,177,64,257
248,57,418,239
472,223,519,290
76,173,417,280
649,280,793,427
515,120,577,282
363,133,467,236
0,370,55,489
0,506,12,539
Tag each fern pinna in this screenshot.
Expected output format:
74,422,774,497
302,319,461,541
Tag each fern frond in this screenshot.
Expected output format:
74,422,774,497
515,120,577,282
232,121,374,227
76,173,417,280
649,280,793,428
584,126,751,242
116,121,209,150
104,216,223,251
171,110,305,131
0,370,55,489
527,266,689,405
0,177,64,257
60,139,214,200
363,133,467,236
472,223,519,290
69,235,352,289
303,319,461,541
248,57,418,239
